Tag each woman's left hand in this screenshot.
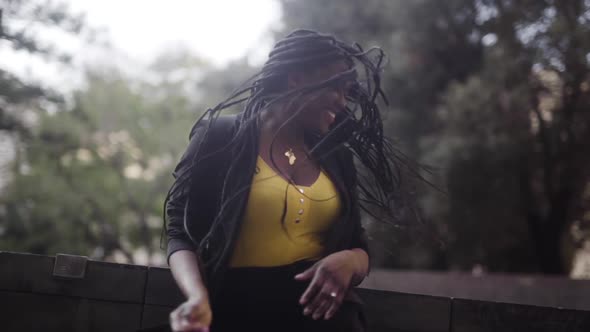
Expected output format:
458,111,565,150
294,250,367,320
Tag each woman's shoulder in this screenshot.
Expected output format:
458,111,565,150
179,113,241,164
189,113,240,140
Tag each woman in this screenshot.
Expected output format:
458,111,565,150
164,29,403,332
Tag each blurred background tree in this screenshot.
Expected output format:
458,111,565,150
0,53,207,263
0,0,255,263
279,0,590,274
1,0,589,275
0,0,87,133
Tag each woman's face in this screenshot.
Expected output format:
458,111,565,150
287,60,353,135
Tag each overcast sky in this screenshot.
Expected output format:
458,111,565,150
0,0,282,88
68,0,282,65
0,0,282,189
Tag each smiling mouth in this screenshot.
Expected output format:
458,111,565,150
323,110,338,126
327,111,336,120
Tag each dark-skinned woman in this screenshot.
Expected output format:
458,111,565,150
164,29,403,332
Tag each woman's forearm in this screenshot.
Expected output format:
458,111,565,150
347,248,369,286
169,250,208,299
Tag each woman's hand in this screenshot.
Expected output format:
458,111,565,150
169,292,212,332
168,250,211,331
294,249,368,320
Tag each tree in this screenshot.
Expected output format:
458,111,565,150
0,0,264,261
278,0,590,274
279,0,486,269
427,0,590,273
0,0,88,133
0,50,208,263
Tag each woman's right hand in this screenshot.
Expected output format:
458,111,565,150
169,292,212,332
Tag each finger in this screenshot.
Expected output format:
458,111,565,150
299,271,325,305
187,307,207,323
313,298,331,320
171,318,191,332
182,304,203,321
294,263,318,281
324,294,343,320
171,308,208,332
170,310,183,331
304,296,325,317
176,319,191,332
313,283,339,319
304,281,333,316
178,319,208,332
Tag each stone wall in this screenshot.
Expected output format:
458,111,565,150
2,251,590,331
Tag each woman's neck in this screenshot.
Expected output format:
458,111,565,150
259,107,306,149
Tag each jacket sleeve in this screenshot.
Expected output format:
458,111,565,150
165,120,210,264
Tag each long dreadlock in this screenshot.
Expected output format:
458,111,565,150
163,29,424,277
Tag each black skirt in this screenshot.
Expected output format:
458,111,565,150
210,260,366,332
140,260,366,332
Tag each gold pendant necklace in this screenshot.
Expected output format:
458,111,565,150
284,148,296,165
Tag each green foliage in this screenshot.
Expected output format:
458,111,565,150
0,0,257,263
0,57,204,262
279,0,590,273
0,0,90,132
2,0,589,274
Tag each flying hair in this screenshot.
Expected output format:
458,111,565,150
162,29,431,275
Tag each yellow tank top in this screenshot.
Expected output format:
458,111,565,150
229,156,341,267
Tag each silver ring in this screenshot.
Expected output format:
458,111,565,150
330,291,337,298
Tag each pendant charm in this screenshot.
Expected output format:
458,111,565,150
285,148,296,165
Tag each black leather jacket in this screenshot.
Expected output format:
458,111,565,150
165,114,369,285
